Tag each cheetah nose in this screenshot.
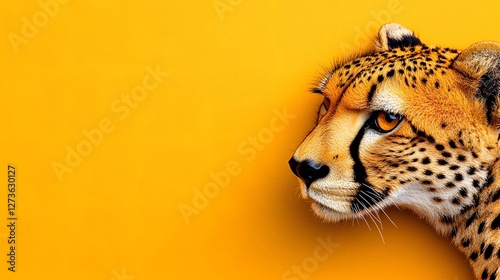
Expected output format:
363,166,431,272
288,158,330,187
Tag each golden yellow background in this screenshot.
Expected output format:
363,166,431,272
1,0,499,279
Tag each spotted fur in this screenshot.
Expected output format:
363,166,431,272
289,23,500,279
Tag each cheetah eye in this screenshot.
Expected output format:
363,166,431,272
372,111,403,133
317,97,331,122
323,97,331,109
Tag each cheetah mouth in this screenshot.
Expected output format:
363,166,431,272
307,182,390,222
311,201,353,222
311,199,385,223
307,189,353,215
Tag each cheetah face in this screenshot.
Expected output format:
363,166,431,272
289,23,500,225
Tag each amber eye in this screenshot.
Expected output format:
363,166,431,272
373,111,403,133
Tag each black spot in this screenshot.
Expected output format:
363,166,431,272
367,84,377,103
446,182,455,188
449,140,457,148
386,69,395,78
474,194,480,206
473,180,481,188
416,130,425,136
442,152,452,158
428,187,436,192
435,144,445,151
407,166,417,172
462,238,470,247
455,173,463,181
485,244,494,259
421,78,427,85
432,197,442,202
438,159,448,165
422,180,432,185
427,136,435,143
492,190,500,203
457,155,466,162
490,270,497,280
450,165,460,170
449,227,457,238
423,170,433,176
483,268,489,280
470,251,478,261
377,75,384,83
441,123,447,128
460,208,472,217
421,157,431,164
436,174,446,179
441,215,454,224
486,176,495,188
451,197,460,205
472,151,478,158
468,167,477,175
479,221,486,234
466,212,477,228
459,187,468,197
435,81,440,89
491,214,500,230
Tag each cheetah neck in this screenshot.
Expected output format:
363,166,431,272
445,161,500,279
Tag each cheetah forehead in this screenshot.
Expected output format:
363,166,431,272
317,45,460,111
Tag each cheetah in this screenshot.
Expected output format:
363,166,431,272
289,23,500,279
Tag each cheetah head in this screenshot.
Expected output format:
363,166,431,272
289,23,500,229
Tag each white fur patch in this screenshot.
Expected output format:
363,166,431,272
370,84,404,114
376,23,415,52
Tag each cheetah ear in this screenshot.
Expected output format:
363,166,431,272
375,23,421,52
452,42,500,123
